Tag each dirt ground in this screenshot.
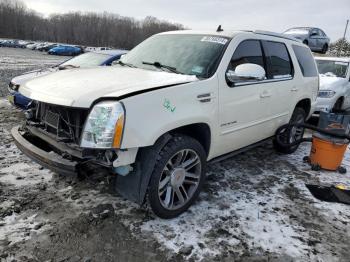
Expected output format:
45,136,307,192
0,47,350,262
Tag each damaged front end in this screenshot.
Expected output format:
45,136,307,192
11,101,134,176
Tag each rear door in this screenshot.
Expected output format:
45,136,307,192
260,40,296,130
309,29,319,50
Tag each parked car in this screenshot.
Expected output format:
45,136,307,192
313,57,350,113
12,30,318,218
48,45,82,56
8,49,128,109
283,27,330,54
25,43,38,49
37,43,57,52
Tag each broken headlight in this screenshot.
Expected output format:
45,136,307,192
80,101,125,149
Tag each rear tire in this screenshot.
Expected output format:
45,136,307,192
147,135,206,219
273,107,306,154
321,44,328,54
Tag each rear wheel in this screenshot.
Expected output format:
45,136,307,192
321,44,328,54
147,135,206,218
273,107,306,154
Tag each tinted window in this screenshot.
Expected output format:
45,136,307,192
228,40,264,71
262,41,293,79
292,45,318,77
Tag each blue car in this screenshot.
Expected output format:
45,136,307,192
48,45,82,56
8,50,128,109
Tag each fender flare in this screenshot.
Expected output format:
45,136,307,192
115,133,172,204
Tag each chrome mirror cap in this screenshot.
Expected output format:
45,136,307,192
226,63,266,83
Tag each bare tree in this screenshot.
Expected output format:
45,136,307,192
0,0,184,49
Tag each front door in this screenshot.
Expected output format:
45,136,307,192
217,39,274,155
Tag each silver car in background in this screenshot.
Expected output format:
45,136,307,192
283,27,330,54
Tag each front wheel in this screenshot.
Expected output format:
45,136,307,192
147,135,206,218
273,107,306,154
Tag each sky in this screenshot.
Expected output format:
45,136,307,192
22,0,350,41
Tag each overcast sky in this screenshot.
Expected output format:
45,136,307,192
23,0,349,41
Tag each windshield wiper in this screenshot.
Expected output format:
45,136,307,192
142,61,183,74
116,60,137,68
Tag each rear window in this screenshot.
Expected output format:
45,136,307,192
262,41,293,79
292,45,318,77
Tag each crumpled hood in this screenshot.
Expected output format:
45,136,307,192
319,75,347,91
19,67,198,108
12,68,57,86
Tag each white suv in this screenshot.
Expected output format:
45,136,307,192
314,57,350,113
12,30,319,218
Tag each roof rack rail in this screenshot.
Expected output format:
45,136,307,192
254,30,302,42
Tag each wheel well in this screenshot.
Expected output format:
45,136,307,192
295,99,311,116
303,40,308,45
169,123,211,156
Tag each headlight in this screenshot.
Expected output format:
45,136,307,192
318,90,336,98
80,101,125,149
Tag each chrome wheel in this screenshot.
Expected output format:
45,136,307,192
158,149,201,210
289,114,304,143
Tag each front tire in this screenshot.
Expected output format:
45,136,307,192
332,98,343,113
147,135,206,218
273,107,306,154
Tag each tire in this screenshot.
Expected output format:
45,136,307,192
332,98,343,113
321,44,328,54
147,135,206,218
273,107,306,154
303,40,309,46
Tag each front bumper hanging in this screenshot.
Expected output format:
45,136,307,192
11,125,78,176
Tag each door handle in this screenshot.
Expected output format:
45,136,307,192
291,87,299,92
260,91,271,98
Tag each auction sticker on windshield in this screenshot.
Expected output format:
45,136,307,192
201,36,228,45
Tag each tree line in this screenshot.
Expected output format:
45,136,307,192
328,38,350,57
0,0,184,49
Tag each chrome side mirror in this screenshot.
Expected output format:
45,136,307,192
226,63,266,83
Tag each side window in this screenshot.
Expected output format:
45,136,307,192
311,29,319,36
228,40,264,71
262,41,293,79
292,45,318,77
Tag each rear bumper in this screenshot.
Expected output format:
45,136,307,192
11,125,78,176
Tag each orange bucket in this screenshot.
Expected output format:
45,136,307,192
310,134,348,171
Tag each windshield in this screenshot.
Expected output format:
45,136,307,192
120,34,230,78
316,60,349,78
60,52,111,67
284,28,309,35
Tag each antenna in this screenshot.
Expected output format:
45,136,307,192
216,25,223,32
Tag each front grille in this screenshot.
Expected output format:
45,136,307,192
33,102,89,144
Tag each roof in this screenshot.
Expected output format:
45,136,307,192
158,29,301,43
93,49,128,56
314,56,350,63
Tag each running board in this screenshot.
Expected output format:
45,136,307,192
209,137,272,164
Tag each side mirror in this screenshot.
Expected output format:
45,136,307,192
226,63,266,83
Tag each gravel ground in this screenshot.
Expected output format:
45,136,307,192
0,47,350,262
